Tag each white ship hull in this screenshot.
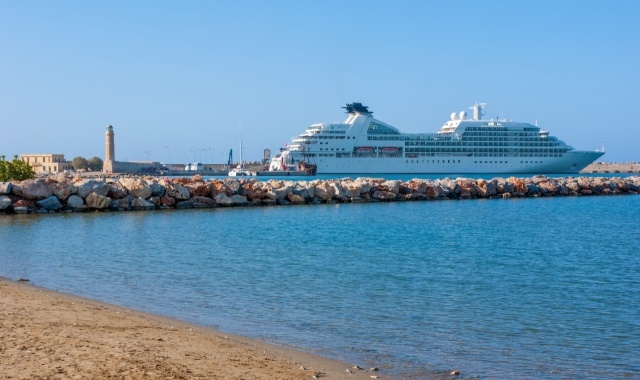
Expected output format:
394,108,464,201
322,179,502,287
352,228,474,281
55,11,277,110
270,103,604,175
313,151,602,174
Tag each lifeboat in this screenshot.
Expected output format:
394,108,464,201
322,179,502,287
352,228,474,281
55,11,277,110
381,147,400,153
355,147,374,153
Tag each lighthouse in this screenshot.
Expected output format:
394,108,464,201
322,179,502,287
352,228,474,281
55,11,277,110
104,125,115,173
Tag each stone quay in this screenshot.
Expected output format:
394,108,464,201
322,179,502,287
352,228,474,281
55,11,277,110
1,174,639,215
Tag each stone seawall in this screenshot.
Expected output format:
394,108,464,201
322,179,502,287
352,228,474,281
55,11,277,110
1,175,639,214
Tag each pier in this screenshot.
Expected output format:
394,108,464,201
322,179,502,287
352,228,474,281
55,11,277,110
1,174,639,214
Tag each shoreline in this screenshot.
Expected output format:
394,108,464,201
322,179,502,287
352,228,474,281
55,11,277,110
0,276,389,379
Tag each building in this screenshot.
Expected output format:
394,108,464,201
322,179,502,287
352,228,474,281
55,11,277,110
20,154,73,174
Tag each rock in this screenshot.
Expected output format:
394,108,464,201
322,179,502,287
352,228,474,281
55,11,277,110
231,194,248,204
77,180,110,198
287,193,306,203
13,206,29,213
214,193,233,205
185,182,211,197
66,195,84,208
111,195,133,210
159,196,176,206
223,178,242,194
107,182,129,199
52,182,77,200
372,190,396,201
189,196,216,207
119,178,152,199
131,197,155,210
166,184,190,200
0,182,12,195
329,182,346,200
85,193,111,209
36,195,62,211
11,179,54,200
0,195,11,210
149,182,166,197
314,182,334,201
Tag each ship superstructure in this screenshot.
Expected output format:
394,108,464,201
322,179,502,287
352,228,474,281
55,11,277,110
269,102,603,174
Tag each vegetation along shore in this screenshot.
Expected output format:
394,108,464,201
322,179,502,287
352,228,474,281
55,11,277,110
1,174,639,214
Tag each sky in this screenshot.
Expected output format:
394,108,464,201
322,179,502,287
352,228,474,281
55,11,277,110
1,1,638,164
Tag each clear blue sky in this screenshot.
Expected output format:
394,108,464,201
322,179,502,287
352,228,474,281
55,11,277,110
1,1,638,164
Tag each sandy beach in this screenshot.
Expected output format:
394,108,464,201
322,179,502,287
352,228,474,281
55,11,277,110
0,277,385,380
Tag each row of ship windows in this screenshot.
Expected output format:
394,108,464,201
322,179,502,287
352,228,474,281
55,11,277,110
463,132,544,137
400,160,545,165
309,154,562,160
405,148,567,153
405,142,561,147
310,130,346,134
410,153,563,158
367,136,557,142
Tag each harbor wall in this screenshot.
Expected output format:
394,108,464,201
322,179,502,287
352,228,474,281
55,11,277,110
581,162,640,174
1,174,639,214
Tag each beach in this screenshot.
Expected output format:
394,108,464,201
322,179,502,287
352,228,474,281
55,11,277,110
0,277,383,380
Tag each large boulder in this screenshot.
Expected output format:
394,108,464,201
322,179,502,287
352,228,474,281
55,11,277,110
107,182,129,199
0,182,12,195
181,196,216,208
0,195,11,210
231,194,248,204
185,182,211,197
287,193,306,203
372,190,397,201
11,179,54,200
214,193,233,205
314,181,334,201
36,195,62,211
85,193,111,209
149,182,166,197
131,197,155,210
223,179,242,194
166,184,190,200
77,180,110,198
119,178,152,199
160,196,176,206
66,195,84,208
329,182,346,200
52,182,77,200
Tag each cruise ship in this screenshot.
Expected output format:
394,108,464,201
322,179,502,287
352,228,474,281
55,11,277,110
269,102,604,174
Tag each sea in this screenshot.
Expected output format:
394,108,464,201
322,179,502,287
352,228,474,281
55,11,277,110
1,173,639,379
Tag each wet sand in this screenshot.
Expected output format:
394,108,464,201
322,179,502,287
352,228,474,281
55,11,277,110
0,277,384,379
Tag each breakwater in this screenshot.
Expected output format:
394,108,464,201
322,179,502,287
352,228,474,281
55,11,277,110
1,174,639,214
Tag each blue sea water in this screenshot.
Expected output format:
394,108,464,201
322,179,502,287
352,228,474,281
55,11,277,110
1,195,639,379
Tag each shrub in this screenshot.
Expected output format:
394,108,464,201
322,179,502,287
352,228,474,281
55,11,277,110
0,155,36,181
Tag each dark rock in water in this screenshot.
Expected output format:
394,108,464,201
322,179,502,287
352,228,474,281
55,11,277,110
36,195,62,211
0,195,11,210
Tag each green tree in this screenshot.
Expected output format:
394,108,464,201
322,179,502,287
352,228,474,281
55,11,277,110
88,156,104,171
0,155,36,181
71,156,90,171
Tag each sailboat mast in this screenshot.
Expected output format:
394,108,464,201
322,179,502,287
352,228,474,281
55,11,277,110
239,122,243,168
